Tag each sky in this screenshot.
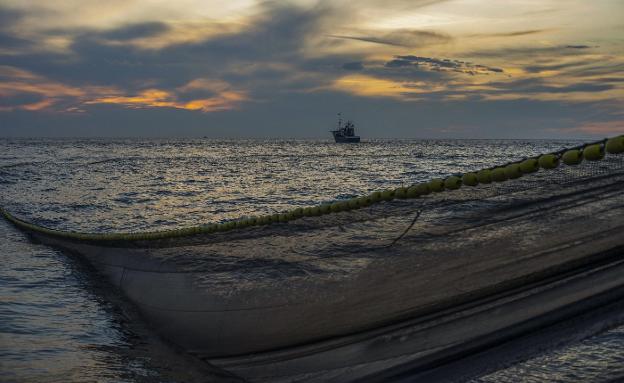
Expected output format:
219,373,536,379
0,0,623,138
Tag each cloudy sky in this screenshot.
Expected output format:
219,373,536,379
0,0,622,138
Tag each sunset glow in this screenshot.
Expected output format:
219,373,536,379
1,0,622,137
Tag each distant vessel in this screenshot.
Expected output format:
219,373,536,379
331,113,360,143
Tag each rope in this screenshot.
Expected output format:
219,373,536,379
1,134,623,242
386,209,422,247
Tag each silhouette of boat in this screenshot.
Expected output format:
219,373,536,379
331,113,360,143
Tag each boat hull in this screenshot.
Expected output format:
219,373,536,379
333,136,360,143
331,131,360,143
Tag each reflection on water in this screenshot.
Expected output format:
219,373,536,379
0,138,578,232
474,325,624,383
0,220,160,383
0,219,238,383
1,138,623,382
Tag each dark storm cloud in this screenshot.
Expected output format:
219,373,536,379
99,22,169,41
328,29,451,47
543,83,614,92
166,2,330,62
0,1,621,139
384,58,412,68
480,77,615,96
365,61,445,81
384,55,503,74
342,62,364,70
0,31,32,49
37,21,171,42
0,2,333,91
0,93,44,109
508,82,614,94
497,29,548,37
298,54,368,71
522,58,620,80
523,60,592,73
0,31,169,89
0,7,34,50
467,45,596,59
565,63,624,78
468,29,551,38
0,7,25,26
591,77,624,83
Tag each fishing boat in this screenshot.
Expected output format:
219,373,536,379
2,136,624,382
331,113,360,143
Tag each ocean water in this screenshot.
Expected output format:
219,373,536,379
1,138,623,382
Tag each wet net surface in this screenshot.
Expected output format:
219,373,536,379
3,141,622,297
125,153,624,295
3,138,624,382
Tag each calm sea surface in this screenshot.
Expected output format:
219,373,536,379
1,138,623,382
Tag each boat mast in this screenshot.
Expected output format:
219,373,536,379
337,112,342,130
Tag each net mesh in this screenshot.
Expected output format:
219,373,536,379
2,140,623,305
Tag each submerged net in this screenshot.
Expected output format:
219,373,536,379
3,136,624,365
1,136,623,291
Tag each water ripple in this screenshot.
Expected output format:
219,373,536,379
2,137,621,383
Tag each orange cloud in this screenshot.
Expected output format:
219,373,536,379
182,91,248,112
87,89,172,108
328,74,446,100
0,65,39,80
326,53,624,105
0,81,85,99
177,78,233,93
20,99,57,111
570,121,623,135
0,67,89,112
86,82,249,112
0,66,248,113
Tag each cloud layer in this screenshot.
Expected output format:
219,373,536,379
0,0,622,138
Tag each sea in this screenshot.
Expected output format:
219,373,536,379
1,138,623,382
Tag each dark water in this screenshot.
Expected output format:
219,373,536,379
1,138,623,382
0,220,158,382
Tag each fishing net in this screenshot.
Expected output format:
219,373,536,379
2,136,623,365
2,137,623,289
